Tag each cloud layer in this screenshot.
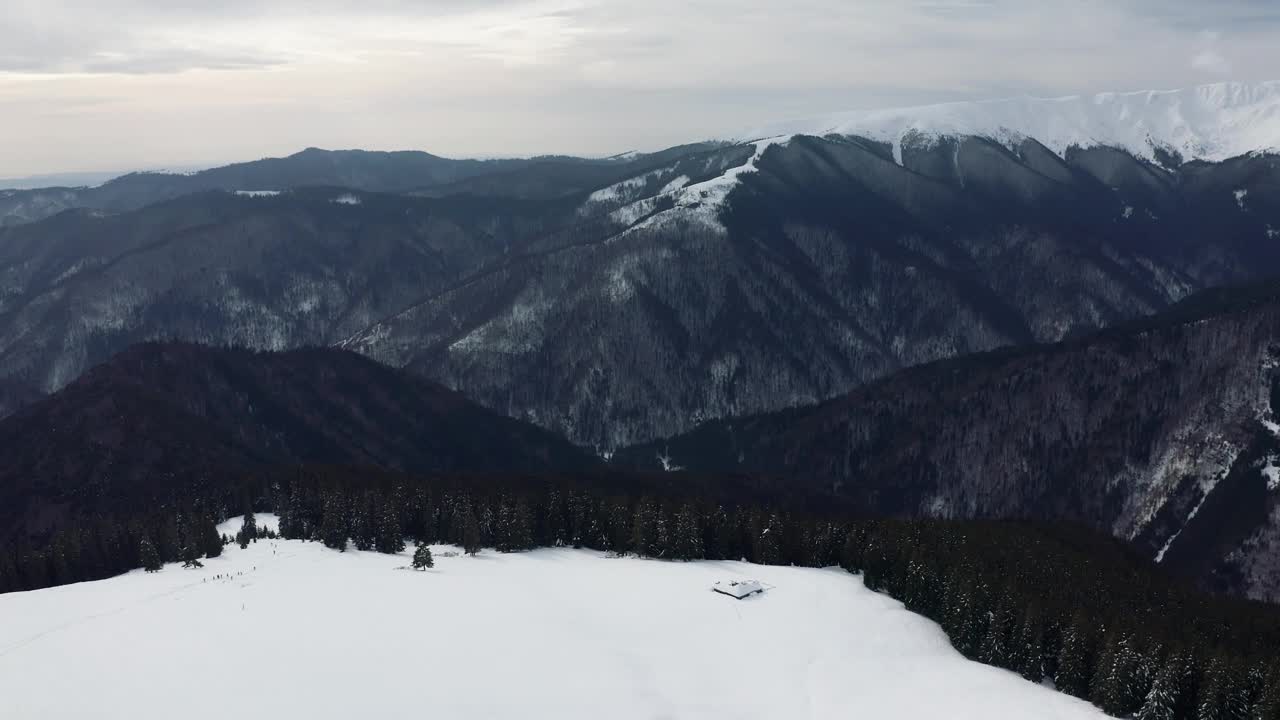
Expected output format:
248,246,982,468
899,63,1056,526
3,0,1279,175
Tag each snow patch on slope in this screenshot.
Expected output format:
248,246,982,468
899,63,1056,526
1262,456,1280,491
1119,431,1241,550
659,175,690,194
740,81,1280,163
588,168,669,204
611,137,790,235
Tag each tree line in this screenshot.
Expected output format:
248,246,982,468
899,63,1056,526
2,466,1279,719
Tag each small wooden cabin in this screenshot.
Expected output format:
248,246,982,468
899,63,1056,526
712,579,764,599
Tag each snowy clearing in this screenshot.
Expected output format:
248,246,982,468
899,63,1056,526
0,515,1105,720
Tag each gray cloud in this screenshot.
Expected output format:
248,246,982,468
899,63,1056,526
1,0,1277,176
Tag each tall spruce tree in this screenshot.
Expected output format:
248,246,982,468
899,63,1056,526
412,544,434,570
462,506,482,556
1137,654,1183,720
199,516,224,558
319,493,348,551
139,537,161,573
630,498,656,557
237,512,257,549
672,504,704,561
375,502,405,555
1056,614,1096,698
754,513,782,566
1199,656,1228,720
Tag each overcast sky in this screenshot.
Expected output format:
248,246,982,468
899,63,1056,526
3,0,1279,176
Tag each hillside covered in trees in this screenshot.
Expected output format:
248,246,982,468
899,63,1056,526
0,342,594,543
617,279,1280,603
3,465,1277,720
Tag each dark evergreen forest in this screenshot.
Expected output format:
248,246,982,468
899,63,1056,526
2,466,1278,719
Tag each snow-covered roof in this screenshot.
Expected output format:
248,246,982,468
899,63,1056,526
712,579,764,599
737,81,1280,164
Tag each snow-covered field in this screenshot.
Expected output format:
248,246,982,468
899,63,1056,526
0,515,1106,719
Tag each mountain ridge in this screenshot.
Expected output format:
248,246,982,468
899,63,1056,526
740,80,1280,165
2,104,1278,449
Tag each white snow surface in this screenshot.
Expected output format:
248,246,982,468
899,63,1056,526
233,190,281,197
1,515,1105,720
1264,456,1280,492
217,513,279,536
739,81,1280,163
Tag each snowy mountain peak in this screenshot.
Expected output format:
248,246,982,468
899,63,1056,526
740,81,1280,164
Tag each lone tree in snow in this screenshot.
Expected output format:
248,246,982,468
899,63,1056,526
412,545,434,570
140,537,162,573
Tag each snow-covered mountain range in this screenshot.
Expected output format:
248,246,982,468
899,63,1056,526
741,81,1280,165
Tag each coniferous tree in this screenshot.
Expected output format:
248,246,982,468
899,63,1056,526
351,496,374,551
630,498,656,557
139,537,162,573
462,506,482,556
511,501,535,552
1137,654,1183,720
980,592,1015,669
653,509,671,558
1013,604,1047,682
753,513,782,566
1093,635,1143,717
1221,661,1252,720
1252,664,1280,720
237,512,257,549
1199,656,1228,720
710,506,736,561
412,544,434,570
319,493,348,551
198,516,224,558
1056,614,1098,699
419,502,439,546
180,536,200,566
672,504,703,561
375,501,405,555
159,515,181,561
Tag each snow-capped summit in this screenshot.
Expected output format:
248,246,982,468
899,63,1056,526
740,81,1280,164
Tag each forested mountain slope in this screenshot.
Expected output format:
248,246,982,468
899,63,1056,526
349,136,1280,448
0,342,594,542
2,91,1279,450
615,280,1280,601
